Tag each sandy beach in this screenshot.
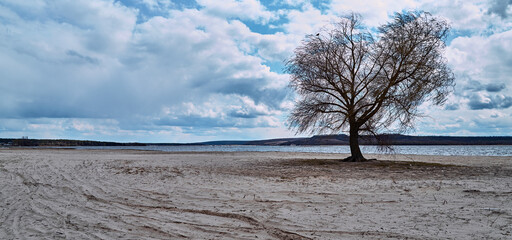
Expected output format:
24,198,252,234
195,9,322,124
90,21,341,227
1,149,511,239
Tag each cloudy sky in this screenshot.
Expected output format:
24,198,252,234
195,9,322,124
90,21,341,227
1,0,511,142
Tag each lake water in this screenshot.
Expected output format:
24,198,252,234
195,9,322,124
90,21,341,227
72,145,512,157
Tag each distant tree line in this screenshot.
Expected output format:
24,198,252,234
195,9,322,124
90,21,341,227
0,138,146,147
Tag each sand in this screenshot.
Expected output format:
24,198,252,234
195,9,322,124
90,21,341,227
0,149,511,239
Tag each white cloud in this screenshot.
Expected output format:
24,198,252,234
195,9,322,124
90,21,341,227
446,29,512,112
154,94,283,130
419,0,488,31
0,0,297,141
196,0,276,23
1,0,512,141
328,0,418,26
487,0,512,18
283,3,337,36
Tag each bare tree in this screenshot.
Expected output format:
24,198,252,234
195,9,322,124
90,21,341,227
287,12,454,162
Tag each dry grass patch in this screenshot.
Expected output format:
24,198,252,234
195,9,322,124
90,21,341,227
281,158,458,169
220,157,509,180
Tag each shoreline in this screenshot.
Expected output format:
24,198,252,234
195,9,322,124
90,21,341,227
3,147,511,167
1,149,511,239
3,144,512,158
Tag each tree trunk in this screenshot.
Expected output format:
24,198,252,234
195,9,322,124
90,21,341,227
343,123,366,162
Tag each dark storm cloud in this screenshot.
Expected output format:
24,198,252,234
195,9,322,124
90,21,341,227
228,110,260,118
464,80,507,93
488,0,512,18
468,93,512,110
155,114,275,128
485,83,507,92
155,116,235,128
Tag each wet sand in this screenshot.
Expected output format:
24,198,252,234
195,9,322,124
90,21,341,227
1,149,511,239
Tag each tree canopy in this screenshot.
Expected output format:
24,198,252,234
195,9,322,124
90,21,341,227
287,12,454,161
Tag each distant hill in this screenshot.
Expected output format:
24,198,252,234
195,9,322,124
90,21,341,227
159,134,512,146
2,134,512,147
242,134,512,146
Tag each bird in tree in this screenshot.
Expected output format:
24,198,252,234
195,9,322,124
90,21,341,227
286,12,454,162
